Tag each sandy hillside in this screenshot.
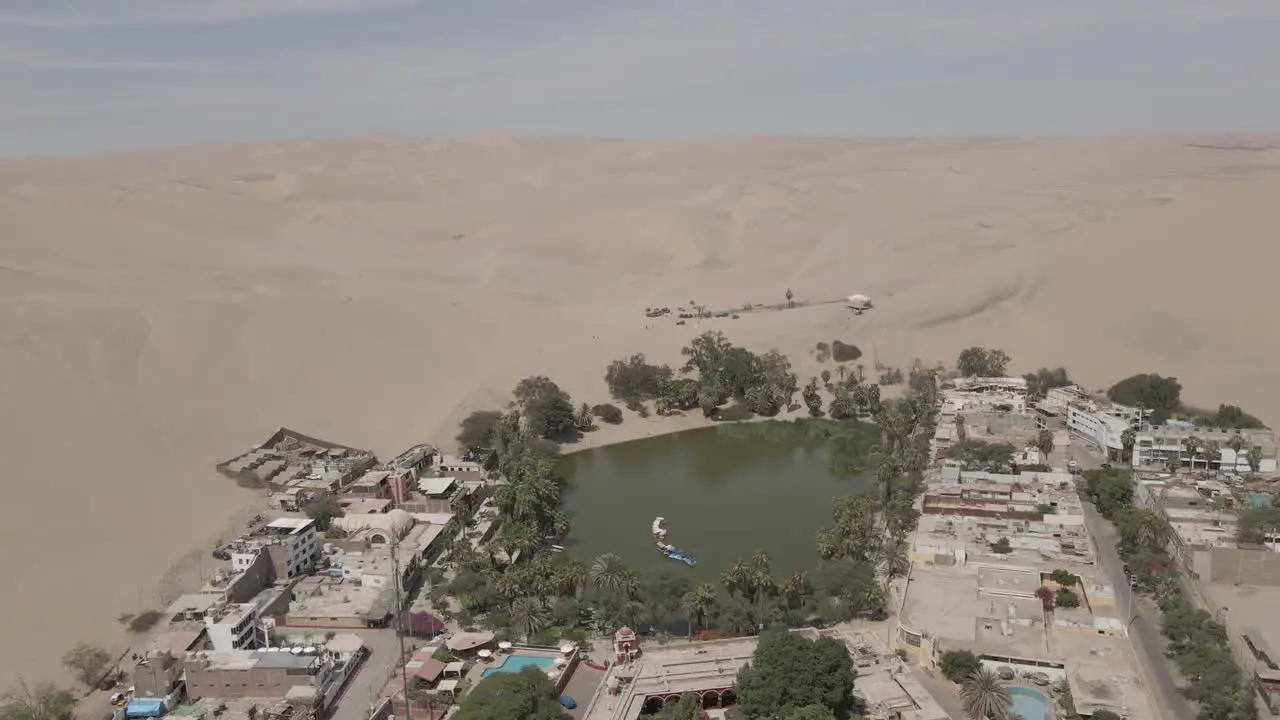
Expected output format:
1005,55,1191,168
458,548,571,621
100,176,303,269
3,134,1280,683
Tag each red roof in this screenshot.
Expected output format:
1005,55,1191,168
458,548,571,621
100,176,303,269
616,626,636,638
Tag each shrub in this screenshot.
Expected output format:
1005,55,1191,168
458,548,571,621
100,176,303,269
128,610,163,634
1049,569,1077,587
938,649,982,684
831,341,862,363
1055,589,1080,608
592,404,624,424
990,537,1012,554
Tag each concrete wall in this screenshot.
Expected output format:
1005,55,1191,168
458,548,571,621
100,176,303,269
1204,547,1280,587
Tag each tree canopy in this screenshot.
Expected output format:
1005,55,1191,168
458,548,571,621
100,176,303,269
1237,506,1280,545
456,409,504,452
937,649,981,684
1196,404,1267,430
1106,374,1182,424
0,680,77,720
677,331,798,418
1022,367,1072,399
513,376,580,440
943,439,1016,472
736,629,858,719
605,354,674,403
955,347,1011,377
1083,468,1135,519
454,667,564,720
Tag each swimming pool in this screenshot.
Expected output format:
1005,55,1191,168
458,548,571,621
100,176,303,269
1008,686,1050,720
480,653,557,678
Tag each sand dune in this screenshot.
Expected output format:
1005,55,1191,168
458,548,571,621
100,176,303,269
3,134,1280,684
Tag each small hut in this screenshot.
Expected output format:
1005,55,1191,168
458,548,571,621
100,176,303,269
614,626,639,664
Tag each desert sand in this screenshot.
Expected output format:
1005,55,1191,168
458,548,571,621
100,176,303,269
3,134,1280,684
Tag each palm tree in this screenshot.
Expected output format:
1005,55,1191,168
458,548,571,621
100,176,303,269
960,668,1013,720
1204,440,1221,471
876,537,911,586
781,571,811,609
589,553,631,594
722,559,751,599
1184,436,1201,470
1229,434,1246,469
576,402,595,430
785,288,794,308
747,550,776,621
0,680,77,720
1121,428,1136,464
680,592,699,639
509,597,551,643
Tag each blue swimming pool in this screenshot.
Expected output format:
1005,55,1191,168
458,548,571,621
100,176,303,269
480,653,556,678
1008,686,1050,720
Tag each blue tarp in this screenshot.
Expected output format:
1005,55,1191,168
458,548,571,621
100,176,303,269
559,696,577,709
125,699,164,718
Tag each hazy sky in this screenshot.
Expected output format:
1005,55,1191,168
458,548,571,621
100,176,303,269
2,0,1279,156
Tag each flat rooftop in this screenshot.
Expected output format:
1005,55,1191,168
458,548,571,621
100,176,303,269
583,638,760,720
1053,629,1154,718
266,517,315,534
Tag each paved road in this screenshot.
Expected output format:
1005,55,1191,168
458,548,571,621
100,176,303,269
329,630,412,720
1069,442,1197,719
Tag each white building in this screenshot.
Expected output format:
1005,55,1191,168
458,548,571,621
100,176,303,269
1066,403,1134,461
262,517,320,578
204,603,260,652
1131,425,1277,473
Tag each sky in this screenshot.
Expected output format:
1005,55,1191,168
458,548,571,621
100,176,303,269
2,0,1280,156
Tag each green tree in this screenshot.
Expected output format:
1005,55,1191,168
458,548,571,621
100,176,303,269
1106,374,1182,425
592,403,624,424
1090,711,1123,720
990,537,1012,554
653,694,702,720
1048,569,1077,587
956,347,1011,377
1022,367,1072,400
1083,468,1135,519
456,409,504,452
513,376,579,440
303,495,345,531
784,706,837,720
1034,429,1055,457
785,288,794,307
736,629,858,720
944,439,1016,472
960,668,1012,720
1248,446,1264,473
1055,589,1080,608
454,666,564,720
604,354,674,402
938,649,982,684
803,378,823,417
61,642,112,687
748,550,777,621
588,554,634,595
1113,508,1171,551
827,390,858,420
0,681,77,720
1201,404,1266,430
1121,427,1136,463
508,597,551,642
1236,506,1280,545
722,559,752,599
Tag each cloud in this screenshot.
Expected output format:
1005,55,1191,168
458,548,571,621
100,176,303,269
0,0,412,28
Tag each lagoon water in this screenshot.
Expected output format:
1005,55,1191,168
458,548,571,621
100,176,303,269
560,423,873,580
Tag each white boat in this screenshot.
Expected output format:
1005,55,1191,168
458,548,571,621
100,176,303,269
651,517,667,537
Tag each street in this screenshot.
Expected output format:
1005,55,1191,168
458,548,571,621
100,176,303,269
1080,500,1195,718
328,630,411,720
1068,443,1196,719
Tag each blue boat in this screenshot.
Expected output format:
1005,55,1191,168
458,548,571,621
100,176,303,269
658,542,696,566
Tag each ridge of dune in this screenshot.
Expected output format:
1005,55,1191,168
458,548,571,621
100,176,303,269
3,133,1280,683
